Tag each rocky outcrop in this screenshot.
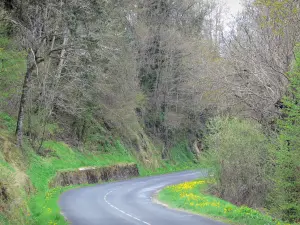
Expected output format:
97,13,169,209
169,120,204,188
49,163,139,188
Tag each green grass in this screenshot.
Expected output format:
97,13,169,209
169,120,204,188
27,140,134,192
139,140,198,176
0,112,17,133
0,212,9,224
0,112,200,225
26,140,200,225
0,137,200,225
26,140,135,225
28,187,68,225
158,180,297,225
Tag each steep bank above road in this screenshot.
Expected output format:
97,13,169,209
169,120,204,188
49,163,139,187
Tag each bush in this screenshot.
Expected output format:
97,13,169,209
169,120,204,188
204,117,272,207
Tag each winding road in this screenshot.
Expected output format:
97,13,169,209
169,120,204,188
59,170,226,225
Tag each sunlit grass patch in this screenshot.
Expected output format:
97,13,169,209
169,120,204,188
26,140,135,225
158,180,296,225
28,186,75,225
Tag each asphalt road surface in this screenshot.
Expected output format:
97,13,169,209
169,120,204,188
59,170,226,225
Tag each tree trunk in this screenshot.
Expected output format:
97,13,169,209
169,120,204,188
56,28,69,78
16,54,33,148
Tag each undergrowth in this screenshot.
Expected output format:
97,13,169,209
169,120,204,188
158,180,298,225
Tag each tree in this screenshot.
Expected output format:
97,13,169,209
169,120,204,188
223,0,300,122
1,0,70,147
270,44,300,222
130,0,226,156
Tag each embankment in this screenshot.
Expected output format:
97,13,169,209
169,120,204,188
49,163,139,187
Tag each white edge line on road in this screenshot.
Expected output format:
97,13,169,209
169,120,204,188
104,190,151,225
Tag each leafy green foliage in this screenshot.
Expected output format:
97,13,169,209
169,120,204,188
270,45,300,222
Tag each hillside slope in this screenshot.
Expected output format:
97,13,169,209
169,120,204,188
0,113,198,225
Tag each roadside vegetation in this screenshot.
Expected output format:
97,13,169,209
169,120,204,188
158,49,300,224
1,0,300,225
202,46,300,224
203,117,273,208
158,180,296,225
0,112,198,225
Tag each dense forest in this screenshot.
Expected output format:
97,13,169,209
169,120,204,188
0,0,299,224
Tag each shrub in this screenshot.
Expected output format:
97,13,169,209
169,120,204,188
204,117,272,207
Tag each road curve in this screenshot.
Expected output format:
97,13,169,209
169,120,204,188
59,170,226,225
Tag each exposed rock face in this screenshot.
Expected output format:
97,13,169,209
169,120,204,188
49,163,139,187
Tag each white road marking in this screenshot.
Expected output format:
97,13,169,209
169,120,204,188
104,190,151,225
102,171,202,225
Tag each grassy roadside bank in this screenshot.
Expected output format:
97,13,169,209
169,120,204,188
27,148,199,225
0,112,200,225
1,141,199,225
157,180,298,225
1,138,135,225
26,140,135,225
35,163,200,225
